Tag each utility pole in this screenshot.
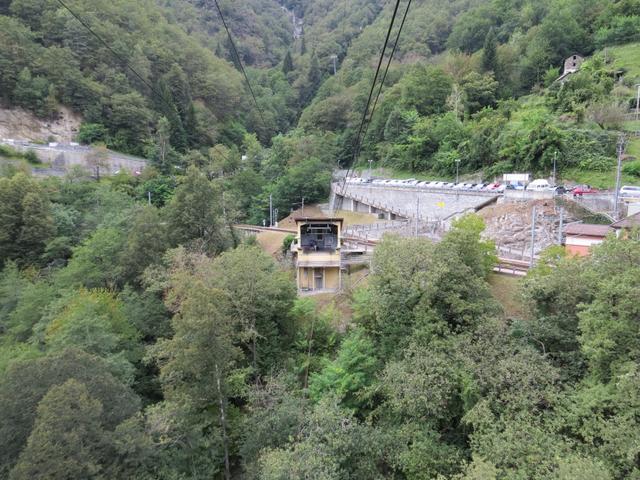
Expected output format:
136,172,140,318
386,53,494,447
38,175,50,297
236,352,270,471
330,54,338,75
415,197,419,237
557,207,563,245
274,208,278,227
368,159,373,179
530,205,537,267
269,194,273,227
614,134,625,220
635,84,640,121
301,196,305,215
455,158,461,184
148,191,151,206
552,151,557,186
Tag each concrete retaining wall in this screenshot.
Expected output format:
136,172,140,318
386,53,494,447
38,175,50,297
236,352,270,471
333,183,499,221
5,142,147,175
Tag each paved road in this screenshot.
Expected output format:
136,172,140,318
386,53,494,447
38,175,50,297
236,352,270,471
1,140,147,176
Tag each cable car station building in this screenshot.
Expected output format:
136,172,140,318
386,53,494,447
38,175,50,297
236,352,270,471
293,217,343,293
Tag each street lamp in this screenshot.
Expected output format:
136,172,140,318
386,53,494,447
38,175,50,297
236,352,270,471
455,159,461,184
368,159,373,179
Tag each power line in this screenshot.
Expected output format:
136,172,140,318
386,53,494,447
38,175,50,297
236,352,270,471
54,0,235,166
360,0,412,149
212,0,268,131
334,0,403,214
348,0,402,171
54,0,170,111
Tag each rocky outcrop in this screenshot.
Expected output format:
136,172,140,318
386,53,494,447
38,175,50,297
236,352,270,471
0,106,81,143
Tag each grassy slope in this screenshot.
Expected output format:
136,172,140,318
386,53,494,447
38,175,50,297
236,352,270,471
488,273,526,319
604,42,640,79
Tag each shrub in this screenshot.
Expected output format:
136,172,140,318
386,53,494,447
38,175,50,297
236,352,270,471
24,150,40,164
595,16,640,47
622,160,640,177
77,123,107,145
579,154,614,172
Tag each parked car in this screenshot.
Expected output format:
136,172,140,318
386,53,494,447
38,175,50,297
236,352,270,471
527,179,553,191
572,185,599,196
484,182,501,191
506,182,525,190
553,185,567,195
472,183,486,191
620,185,640,198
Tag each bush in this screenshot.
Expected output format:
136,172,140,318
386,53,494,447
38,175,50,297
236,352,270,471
579,154,614,172
595,15,640,47
282,234,296,255
622,160,640,177
24,150,40,164
77,123,107,145
0,144,20,158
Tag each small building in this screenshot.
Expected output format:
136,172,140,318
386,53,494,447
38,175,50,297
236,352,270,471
564,223,611,256
556,54,584,83
610,211,640,235
293,217,343,293
564,54,584,74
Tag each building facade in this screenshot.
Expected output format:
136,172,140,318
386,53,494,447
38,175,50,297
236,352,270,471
564,223,611,256
294,217,343,293
556,54,584,83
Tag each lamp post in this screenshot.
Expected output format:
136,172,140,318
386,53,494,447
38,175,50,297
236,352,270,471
635,84,640,122
368,159,373,179
455,159,461,184
614,134,626,220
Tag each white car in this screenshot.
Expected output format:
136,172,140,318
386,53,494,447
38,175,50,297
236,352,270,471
620,185,640,198
527,179,553,191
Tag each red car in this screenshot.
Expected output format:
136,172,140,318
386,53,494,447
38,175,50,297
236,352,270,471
572,185,599,196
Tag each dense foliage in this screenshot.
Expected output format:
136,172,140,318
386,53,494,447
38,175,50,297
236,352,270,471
2,167,640,478
2,0,640,478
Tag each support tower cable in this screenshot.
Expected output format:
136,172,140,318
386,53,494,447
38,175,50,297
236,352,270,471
211,0,268,131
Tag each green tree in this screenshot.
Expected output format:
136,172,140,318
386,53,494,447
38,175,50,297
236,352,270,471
461,72,498,115
481,27,498,73
41,289,140,384
401,65,453,116
309,329,378,410
121,205,168,285
0,349,140,476
282,49,294,75
56,227,126,290
165,166,229,254
151,249,243,480
9,379,109,480
0,173,54,266
210,245,296,374
438,214,497,278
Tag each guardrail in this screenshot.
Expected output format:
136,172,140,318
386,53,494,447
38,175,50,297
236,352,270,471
338,182,502,197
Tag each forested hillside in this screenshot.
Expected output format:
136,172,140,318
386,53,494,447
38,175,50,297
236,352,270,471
2,0,640,479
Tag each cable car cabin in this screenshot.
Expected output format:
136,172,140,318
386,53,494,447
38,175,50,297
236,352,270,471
294,218,343,293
